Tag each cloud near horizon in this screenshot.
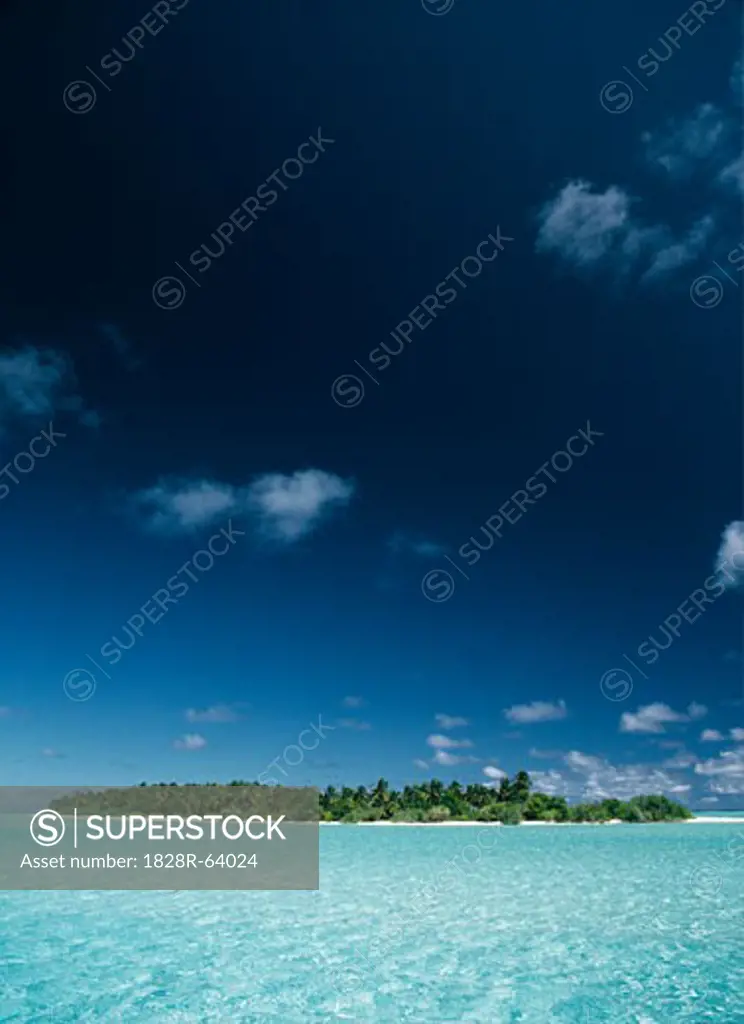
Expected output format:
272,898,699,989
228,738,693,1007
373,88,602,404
173,733,207,750
531,749,691,801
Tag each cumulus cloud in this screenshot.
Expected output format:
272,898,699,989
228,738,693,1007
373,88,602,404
133,479,238,533
536,181,638,268
701,729,724,742
715,521,744,589
173,733,207,750
483,765,506,781
641,90,744,199
426,734,473,750
662,749,699,770
433,750,478,767
536,60,744,288
730,727,744,741
531,749,692,802
185,705,241,723
620,702,706,734
694,745,744,795
641,216,714,282
132,469,354,541
503,700,567,725
434,714,468,729
0,345,97,432
248,469,354,542
413,758,429,769
642,104,730,177
535,181,712,283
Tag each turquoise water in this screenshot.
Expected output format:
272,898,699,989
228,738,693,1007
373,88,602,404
1,822,743,1021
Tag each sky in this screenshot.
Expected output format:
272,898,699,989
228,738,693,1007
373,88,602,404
0,0,742,808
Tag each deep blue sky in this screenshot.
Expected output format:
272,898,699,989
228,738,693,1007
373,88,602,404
0,0,741,807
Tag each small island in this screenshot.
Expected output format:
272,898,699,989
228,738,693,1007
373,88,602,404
319,772,693,824
46,773,694,825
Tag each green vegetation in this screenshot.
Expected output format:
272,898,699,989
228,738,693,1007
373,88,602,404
318,774,693,825
47,776,693,826
50,783,315,820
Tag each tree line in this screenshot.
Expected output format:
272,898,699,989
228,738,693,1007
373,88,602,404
49,773,693,824
318,772,693,824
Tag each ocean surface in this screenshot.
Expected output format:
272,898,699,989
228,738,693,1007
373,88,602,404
1,821,743,1022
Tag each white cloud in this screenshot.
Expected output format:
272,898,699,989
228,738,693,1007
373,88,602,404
641,83,744,200
337,719,372,731
699,796,719,804
413,758,429,769
174,733,207,750
620,702,706,734
709,779,744,795
426,734,473,750
342,696,366,709
531,750,692,802
701,729,724,742
132,468,354,541
434,714,468,729
0,346,97,432
433,750,460,767
483,766,506,781
41,748,64,758
731,728,744,741
715,521,744,589
248,469,354,542
504,700,567,725
185,705,240,723
134,479,238,533
529,769,566,796
433,750,478,767
694,746,744,779
642,104,729,177
720,153,744,196
536,181,715,284
535,181,637,268
663,750,699,770
642,216,714,282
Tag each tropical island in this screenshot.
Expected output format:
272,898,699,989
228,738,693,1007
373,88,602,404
47,772,694,824
318,772,693,824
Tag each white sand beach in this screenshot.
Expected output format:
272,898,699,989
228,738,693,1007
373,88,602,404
684,816,744,824
321,816,744,826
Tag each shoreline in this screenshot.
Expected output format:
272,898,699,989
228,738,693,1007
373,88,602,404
320,816,744,826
